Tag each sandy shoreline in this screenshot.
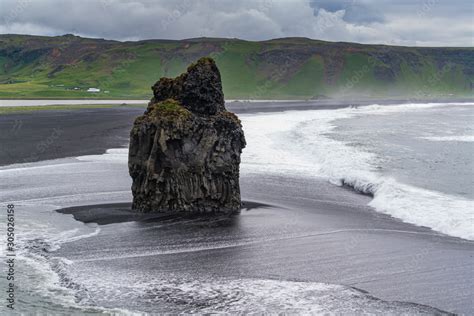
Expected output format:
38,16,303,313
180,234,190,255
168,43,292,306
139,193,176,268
0,107,143,165
4,99,474,166
0,97,472,105
1,105,473,313
52,172,473,314
0,102,360,166
56,201,268,225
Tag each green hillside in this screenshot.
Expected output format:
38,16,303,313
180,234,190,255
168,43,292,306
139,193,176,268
0,34,472,99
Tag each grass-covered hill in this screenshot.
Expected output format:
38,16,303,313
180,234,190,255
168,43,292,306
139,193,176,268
0,34,472,99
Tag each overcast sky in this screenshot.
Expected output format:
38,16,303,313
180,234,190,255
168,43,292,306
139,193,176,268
0,0,473,46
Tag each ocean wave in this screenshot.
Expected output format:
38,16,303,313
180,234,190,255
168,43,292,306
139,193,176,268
78,275,447,314
8,217,139,315
63,101,474,240
240,102,474,240
75,148,129,162
14,250,142,315
420,135,474,142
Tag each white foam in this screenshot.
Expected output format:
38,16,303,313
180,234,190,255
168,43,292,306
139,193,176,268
1,101,471,313
15,252,143,315
240,102,474,240
75,147,129,162
76,274,443,314
64,101,473,239
46,227,102,251
369,179,474,239
421,135,474,142
63,101,474,240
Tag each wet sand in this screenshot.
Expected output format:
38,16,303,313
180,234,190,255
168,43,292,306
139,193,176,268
0,107,144,165
1,105,473,314
3,99,466,166
53,173,474,314
57,201,268,225
0,101,360,166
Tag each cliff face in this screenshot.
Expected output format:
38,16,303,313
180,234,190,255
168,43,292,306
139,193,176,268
128,57,246,213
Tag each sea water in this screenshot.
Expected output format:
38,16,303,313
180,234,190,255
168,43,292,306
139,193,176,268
0,102,472,314
1,156,450,314
241,102,474,240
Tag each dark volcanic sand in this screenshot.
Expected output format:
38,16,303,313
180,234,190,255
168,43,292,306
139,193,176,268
1,99,458,166
53,175,473,314
0,102,335,166
57,201,268,225
1,104,473,314
0,106,144,166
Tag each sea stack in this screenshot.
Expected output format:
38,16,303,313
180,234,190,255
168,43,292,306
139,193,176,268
128,57,246,213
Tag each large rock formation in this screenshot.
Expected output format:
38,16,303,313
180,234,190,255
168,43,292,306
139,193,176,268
128,57,246,213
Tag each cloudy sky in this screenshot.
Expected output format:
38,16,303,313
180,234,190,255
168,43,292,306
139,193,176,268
0,0,473,46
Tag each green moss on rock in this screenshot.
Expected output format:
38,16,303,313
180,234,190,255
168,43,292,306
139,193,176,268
148,99,191,121
129,57,246,214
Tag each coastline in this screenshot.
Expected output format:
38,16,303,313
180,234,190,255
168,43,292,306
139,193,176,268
226,97,474,113
2,99,473,166
56,201,268,225
0,96,473,103
0,97,473,108
51,171,474,314
0,107,143,166
1,103,473,313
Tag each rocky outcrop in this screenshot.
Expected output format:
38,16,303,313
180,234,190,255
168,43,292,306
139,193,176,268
128,57,246,213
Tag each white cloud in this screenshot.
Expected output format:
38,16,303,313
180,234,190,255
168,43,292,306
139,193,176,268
0,0,472,46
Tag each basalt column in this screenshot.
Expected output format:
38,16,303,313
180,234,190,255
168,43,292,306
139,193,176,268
128,57,246,213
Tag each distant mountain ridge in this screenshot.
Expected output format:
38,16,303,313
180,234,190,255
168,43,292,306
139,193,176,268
0,34,472,99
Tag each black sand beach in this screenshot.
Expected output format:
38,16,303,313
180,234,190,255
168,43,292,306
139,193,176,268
57,201,268,225
2,98,468,166
0,106,144,165
53,174,473,314
1,104,473,314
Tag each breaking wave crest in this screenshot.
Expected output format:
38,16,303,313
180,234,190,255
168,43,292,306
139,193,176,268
421,135,474,142
240,102,474,240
